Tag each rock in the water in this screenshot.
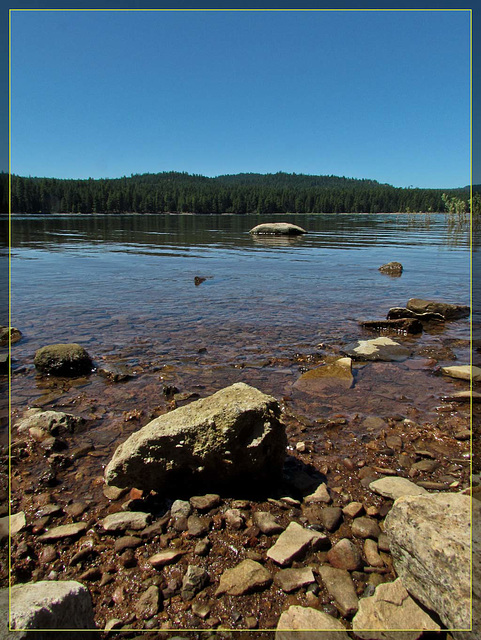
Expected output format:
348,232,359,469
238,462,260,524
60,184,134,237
360,318,422,335
267,521,327,567
352,578,440,640
274,567,315,593
249,222,307,235
99,511,150,532
97,363,133,382
443,390,481,403
343,337,410,362
369,476,428,501
294,357,353,394
387,307,445,323
16,409,84,435
104,382,286,493
378,261,403,275
384,492,471,630
37,522,87,542
441,365,481,382
215,559,272,595
318,565,359,617
0,326,22,347
6,580,95,634
326,538,362,570
34,343,93,376
406,298,470,320
276,606,350,640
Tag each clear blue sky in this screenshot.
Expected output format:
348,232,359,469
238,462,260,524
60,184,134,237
10,9,471,188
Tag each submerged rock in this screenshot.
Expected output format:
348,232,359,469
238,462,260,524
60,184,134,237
352,578,440,640
360,318,422,335
384,492,471,630
16,409,84,436
34,343,93,376
104,382,287,494
343,337,410,362
249,222,307,235
294,357,353,394
378,261,403,276
441,364,481,382
406,298,470,320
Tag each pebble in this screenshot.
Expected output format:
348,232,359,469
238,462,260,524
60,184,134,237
385,435,403,450
327,538,362,570
35,504,63,518
342,502,364,518
181,564,209,601
136,585,161,620
79,566,102,581
252,511,284,535
171,499,192,519
39,546,57,563
65,501,88,518
377,533,390,552
267,522,328,567
114,536,142,552
369,476,428,500
103,485,129,500
274,567,316,592
187,515,211,537
194,538,210,556
351,517,381,540
191,602,211,619
215,559,272,596
363,539,384,567
190,494,221,511
320,507,343,532
120,549,136,568
224,508,245,530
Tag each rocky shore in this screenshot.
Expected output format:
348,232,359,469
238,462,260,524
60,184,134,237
0,296,478,638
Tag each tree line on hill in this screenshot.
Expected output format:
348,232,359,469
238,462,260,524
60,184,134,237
5,171,479,215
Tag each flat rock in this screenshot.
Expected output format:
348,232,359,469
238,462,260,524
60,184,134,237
215,559,272,595
369,476,428,500
351,517,381,539
274,567,315,593
441,365,481,382
319,506,343,532
326,538,362,570
364,539,384,568
249,222,307,235
171,499,192,518
253,511,284,535
34,343,93,376
267,521,327,567
0,511,26,541
276,605,350,639
343,337,410,362
352,578,440,640
99,511,150,532
181,564,209,601
304,483,331,504
104,383,286,493
384,492,471,630
187,515,211,537
387,307,445,323
16,409,84,435
294,358,353,394
136,585,160,620
406,298,470,320
360,318,422,335
189,494,221,511
37,522,87,541
6,580,95,634
318,565,359,617
148,549,185,567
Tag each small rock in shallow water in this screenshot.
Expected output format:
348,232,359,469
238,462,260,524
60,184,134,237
34,343,93,376
181,565,209,601
303,483,331,504
148,549,185,567
136,585,161,620
441,364,481,382
369,476,428,500
378,261,403,275
99,511,150,532
342,502,364,518
319,507,343,532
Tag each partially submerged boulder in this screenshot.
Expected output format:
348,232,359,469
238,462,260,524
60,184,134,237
378,261,403,276
104,382,287,494
34,343,93,376
387,307,445,324
441,364,481,382
15,409,84,436
384,492,471,630
342,337,410,362
0,326,22,347
406,298,470,320
249,222,307,235
360,318,422,335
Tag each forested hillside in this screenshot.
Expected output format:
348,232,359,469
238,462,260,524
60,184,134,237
7,171,475,214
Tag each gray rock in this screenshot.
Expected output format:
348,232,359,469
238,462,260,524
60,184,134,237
342,502,364,518
267,521,327,567
318,565,359,617
378,261,403,275
215,559,272,595
99,511,150,532
171,500,192,519
406,298,470,320
364,539,384,568
252,511,284,535
135,585,160,620
369,476,428,500
5,580,95,636
148,549,185,567
351,517,381,539
360,318,422,335
249,222,307,235
384,492,471,630
16,410,84,435
0,326,22,347
326,538,362,570
224,508,245,529
441,365,481,382
181,565,209,601
343,337,411,362
34,343,93,376
275,606,350,640
104,383,286,493
319,507,343,532
37,522,87,542
97,363,133,382
187,515,211,537
274,567,316,593
353,578,440,640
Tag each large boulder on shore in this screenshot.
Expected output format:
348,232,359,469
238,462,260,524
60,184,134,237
104,382,287,494
384,492,471,631
406,298,470,320
249,222,307,235
2,580,96,639
34,343,93,376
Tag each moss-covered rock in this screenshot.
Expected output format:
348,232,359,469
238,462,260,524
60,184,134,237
34,343,93,376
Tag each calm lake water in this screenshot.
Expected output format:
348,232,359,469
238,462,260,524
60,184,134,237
3,212,473,446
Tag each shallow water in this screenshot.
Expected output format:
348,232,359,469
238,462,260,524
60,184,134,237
3,213,472,452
